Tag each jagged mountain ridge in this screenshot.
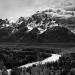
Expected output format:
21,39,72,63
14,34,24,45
13,8,75,30
6,26,75,43
0,8,75,43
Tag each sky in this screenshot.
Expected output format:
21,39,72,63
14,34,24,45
0,0,75,19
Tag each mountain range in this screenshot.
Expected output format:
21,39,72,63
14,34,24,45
0,8,75,43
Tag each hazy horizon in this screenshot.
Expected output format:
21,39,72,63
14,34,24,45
0,0,75,19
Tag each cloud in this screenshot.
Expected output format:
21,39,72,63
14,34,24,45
0,0,75,19
0,0,37,19
44,8,74,19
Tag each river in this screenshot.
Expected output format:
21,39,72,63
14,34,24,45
7,54,61,75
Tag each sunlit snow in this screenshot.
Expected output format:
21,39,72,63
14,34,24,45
8,17,18,23
38,28,47,34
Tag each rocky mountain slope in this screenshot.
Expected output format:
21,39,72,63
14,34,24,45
0,8,75,43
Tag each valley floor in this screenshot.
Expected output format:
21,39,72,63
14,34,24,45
0,43,75,48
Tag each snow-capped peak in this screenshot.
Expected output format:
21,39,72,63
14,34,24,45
8,17,18,23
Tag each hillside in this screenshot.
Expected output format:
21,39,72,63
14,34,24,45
20,26,75,43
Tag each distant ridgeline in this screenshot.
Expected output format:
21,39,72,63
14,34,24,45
0,8,75,43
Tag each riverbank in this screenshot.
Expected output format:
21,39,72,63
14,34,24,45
7,54,61,75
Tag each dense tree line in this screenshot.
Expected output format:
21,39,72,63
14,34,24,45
0,48,51,69
0,47,75,75
7,52,75,75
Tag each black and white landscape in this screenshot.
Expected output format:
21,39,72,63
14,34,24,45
0,8,75,43
0,0,75,75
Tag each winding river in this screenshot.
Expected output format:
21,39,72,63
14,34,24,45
7,54,61,75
